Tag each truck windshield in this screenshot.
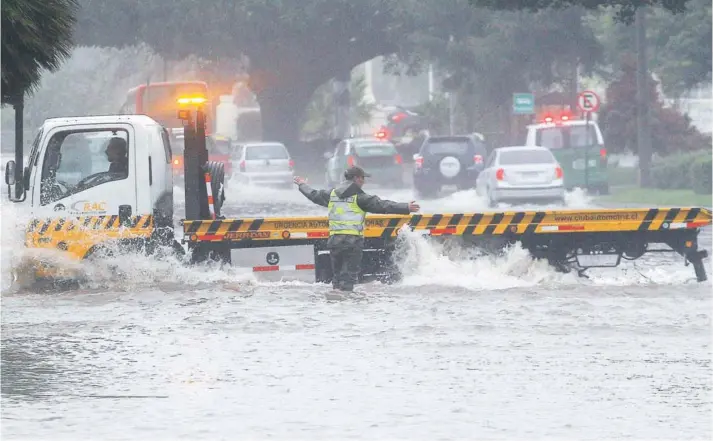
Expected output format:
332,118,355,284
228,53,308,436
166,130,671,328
40,128,130,206
28,128,44,167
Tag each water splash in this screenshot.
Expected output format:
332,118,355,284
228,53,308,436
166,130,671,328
2,167,703,294
392,227,575,291
390,226,709,290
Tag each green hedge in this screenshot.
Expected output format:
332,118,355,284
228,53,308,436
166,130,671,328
651,151,712,194
607,165,638,186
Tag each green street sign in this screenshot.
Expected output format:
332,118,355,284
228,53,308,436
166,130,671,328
513,93,535,115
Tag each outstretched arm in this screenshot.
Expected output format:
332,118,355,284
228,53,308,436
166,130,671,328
357,193,415,214
295,177,330,207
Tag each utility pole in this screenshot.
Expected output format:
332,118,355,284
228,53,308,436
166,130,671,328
448,92,455,135
428,64,435,102
636,6,653,187
447,35,455,135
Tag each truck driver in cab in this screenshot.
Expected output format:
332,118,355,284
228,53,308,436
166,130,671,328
105,137,128,177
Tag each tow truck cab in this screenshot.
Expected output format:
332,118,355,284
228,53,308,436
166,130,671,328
5,115,175,260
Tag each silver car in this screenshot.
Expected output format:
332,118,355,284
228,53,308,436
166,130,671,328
233,142,294,187
475,146,565,206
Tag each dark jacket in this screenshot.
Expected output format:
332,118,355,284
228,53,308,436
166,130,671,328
298,181,410,214
109,160,128,176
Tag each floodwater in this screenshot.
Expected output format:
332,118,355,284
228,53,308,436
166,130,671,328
1,174,711,440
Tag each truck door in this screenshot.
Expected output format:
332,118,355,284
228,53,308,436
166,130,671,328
32,124,138,223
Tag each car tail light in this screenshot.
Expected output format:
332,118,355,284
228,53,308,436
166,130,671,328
414,155,424,169
390,112,407,123
600,148,607,158
288,159,295,170
239,160,246,172
347,155,356,167
495,168,504,181
555,166,563,179
474,154,483,164
394,154,402,165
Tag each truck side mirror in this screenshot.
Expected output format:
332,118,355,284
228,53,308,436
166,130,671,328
5,161,16,186
5,160,26,202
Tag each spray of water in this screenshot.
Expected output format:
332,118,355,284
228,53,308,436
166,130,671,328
390,224,710,290
392,226,576,290
2,164,702,294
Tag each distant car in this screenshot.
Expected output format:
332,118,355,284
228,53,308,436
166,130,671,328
524,118,609,194
232,142,294,187
169,130,232,178
324,137,404,187
475,145,565,207
412,135,487,198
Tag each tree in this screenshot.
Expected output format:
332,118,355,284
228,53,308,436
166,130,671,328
416,5,603,142
2,0,79,104
2,45,164,134
301,74,377,140
1,0,78,197
474,0,691,23
590,0,711,97
647,0,711,96
599,55,710,156
74,0,428,146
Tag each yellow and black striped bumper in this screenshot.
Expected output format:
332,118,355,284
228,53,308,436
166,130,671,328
25,215,155,260
182,207,712,243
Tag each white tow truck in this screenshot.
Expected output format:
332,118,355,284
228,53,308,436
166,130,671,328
5,103,711,287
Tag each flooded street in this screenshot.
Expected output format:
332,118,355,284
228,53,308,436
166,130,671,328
2,178,711,440
2,280,711,440
3,0,711,437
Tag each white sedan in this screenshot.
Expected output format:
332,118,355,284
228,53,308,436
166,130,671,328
476,146,565,207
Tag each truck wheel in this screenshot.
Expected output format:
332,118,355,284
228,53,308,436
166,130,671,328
204,161,226,217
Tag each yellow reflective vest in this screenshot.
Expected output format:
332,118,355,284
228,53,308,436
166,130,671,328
327,189,366,236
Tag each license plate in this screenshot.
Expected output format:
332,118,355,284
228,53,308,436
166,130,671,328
576,253,620,267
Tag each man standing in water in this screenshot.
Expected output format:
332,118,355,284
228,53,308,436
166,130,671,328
294,166,420,292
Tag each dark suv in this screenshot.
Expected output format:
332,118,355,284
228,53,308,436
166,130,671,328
412,135,487,198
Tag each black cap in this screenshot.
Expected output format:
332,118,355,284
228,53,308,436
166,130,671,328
344,166,371,179
106,137,127,152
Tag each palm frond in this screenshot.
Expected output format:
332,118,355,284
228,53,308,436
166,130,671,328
1,0,79,104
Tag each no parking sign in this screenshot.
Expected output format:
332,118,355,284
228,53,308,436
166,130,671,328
577,91,601,114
